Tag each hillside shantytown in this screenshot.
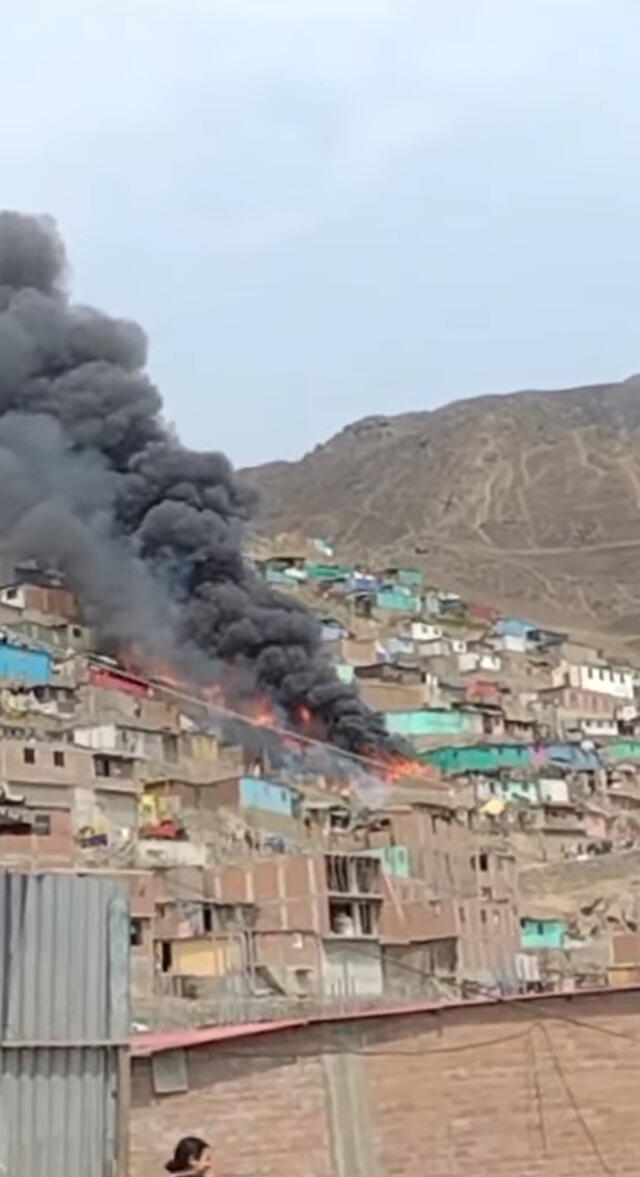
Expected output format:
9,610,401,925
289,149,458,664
4,541,640,1174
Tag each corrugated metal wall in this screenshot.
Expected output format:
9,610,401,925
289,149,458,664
0,871,130,1177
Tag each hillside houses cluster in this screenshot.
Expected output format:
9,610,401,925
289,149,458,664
2,550,640,1024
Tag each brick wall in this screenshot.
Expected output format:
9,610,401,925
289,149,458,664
130,987,640,1177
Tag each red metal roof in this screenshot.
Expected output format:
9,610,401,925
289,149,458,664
131,985,639,1057
132,1018,305,1056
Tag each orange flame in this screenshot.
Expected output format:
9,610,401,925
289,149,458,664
363,746,430,784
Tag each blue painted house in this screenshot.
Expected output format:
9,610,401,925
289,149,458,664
493,617,537,638
0,640,52,685
239,776,296,817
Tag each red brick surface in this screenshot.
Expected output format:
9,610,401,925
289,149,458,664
130,989,640,1177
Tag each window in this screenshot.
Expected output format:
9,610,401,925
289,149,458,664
53,751,65,768
358,901,377,936
33,813,51,836
72,626,82,638
202,905,213,934
130,917,143,947
160,940,173,973
151,1049,187,1095
480,909,487,925
5,589,17,601
537,922,545,935
23,747,35,764
478,852,489,872
458,906,466,923
161,734,178,764
94,756,110,778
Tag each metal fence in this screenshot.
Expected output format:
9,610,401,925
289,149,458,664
0,871,130,1177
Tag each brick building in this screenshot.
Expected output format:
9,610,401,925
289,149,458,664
130,986,640,1177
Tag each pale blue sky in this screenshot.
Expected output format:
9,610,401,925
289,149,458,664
2,0,640,465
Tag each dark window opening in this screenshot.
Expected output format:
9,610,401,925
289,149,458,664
478,852,489,872
359,901,376,935
326,855,350,893
33,813,51,836
23,747,35,764
53,751,65,768
202,905,213,933
130,918,143,947
354,857,378,894
329,899,355,935
329,809,350,830
480,908,487,925
161,734,178,764
160,940,173,973
94,756,110,778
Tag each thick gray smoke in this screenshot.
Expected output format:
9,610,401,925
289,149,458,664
0,211,394,754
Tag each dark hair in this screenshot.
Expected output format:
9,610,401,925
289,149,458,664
165,1136,209,1174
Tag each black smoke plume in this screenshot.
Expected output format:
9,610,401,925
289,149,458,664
0,211,394,754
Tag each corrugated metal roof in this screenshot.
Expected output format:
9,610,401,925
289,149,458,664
0,871,130,1044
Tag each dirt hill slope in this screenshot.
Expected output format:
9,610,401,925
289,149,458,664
241,376,640,649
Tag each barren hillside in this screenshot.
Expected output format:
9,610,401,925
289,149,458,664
241,376,640,649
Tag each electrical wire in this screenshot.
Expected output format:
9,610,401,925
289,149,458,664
183,1027,533,1059
148,676,439,785
156,873,640,1050
540,1021,613,1175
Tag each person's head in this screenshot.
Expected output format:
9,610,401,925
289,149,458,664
165,1136,212,1175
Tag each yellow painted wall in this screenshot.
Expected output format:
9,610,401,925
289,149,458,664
173,937,241,977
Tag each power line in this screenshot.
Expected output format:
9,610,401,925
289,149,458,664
178,1027,533,1060
158,875,640,1046
540,1022,613,1175
150,676,440,786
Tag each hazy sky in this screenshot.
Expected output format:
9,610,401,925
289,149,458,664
2,0,640,466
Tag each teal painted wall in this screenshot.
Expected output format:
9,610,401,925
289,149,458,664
520,918,566,950
423,744,532,774
607,740,640,761
376,845,411,877
396,568,423,588
306,563,351,581
385,709,479,737
336,663,355,684
376,588,421,613
496,779,539,804
264,567,300,586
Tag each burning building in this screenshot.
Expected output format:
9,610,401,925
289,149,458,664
0,211,396,757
